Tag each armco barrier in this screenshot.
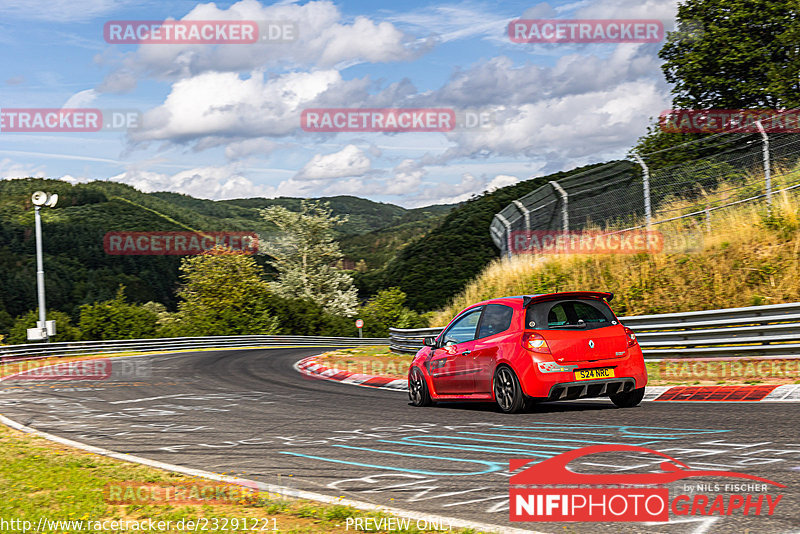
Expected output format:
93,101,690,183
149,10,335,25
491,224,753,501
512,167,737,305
0,335,390,364
390,302,800,359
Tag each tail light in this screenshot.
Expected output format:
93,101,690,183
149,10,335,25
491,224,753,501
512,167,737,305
522,332,550,354
624,327,638,347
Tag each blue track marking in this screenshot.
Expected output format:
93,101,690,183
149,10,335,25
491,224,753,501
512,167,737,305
277,424,731,477
456,431,667,447
376,439,557,458
279,445,503,476
493,423,729,439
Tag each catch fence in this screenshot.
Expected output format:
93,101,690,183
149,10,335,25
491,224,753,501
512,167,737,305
491,110,800,256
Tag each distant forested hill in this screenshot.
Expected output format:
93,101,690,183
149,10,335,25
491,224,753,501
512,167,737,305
0,178,451,331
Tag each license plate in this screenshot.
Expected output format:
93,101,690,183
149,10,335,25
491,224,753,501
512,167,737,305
575,367,615,381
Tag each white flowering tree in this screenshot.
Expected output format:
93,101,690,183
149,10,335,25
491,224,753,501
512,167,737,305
261,200,359,317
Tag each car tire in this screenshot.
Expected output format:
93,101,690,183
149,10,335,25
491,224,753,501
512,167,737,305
610,387,645,408
408,367,433,407
493,366,527,413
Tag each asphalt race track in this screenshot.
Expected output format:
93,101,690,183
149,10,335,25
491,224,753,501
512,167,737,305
1,348,798,534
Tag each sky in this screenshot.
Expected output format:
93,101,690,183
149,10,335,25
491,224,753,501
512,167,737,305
0,0,684,207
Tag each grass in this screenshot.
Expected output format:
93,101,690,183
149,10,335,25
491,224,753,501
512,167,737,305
0,423,478,533
1,350,478,533
431,165,800,323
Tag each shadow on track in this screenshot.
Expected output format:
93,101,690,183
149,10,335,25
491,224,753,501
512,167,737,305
411,400,624,414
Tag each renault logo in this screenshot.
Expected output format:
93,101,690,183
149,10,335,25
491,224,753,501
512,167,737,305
588,340,595,349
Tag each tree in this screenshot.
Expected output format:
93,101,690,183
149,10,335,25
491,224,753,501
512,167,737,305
7,309,82,344
165,248,279,336
660,0,800,109
261,200,358,316
78,286,159,340
357,287,427,337
261,294,354,336
633,0,800,169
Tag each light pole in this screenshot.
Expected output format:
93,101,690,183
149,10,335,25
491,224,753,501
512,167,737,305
29,191,58,342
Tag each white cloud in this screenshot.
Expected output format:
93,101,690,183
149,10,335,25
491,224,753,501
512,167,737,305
109,165,274,200
129,69,347,143
295,144,371,181
100,0,431,89
224,138,281,160
409,172,520,206
429,44,662,108
128,68,418,148
58,174,92,184
0,158,46,179
62,89,98,109
387,4,510,45
486,174,519,191
383,159,426,195
435,79,668,162
521,3,557,18
575,0,679,25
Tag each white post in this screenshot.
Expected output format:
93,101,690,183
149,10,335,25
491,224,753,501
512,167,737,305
549,180,569,233
494,213,514,258
512,200,531,232
632,153,652,229
34,205,48,343
755,120,772,211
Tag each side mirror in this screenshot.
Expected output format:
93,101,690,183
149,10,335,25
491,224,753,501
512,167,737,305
423,336,437,348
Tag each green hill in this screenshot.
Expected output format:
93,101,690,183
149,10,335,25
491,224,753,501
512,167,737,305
0,178,451,328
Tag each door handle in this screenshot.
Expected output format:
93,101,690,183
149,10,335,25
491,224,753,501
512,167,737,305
461,350,472,356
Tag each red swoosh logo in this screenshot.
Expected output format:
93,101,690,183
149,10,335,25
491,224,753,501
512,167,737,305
510,444,785,488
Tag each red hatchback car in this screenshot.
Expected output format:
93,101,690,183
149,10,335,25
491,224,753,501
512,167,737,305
407,291,647,413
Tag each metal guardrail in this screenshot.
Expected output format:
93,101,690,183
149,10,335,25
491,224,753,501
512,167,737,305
0,335,390,363
390,302,800,359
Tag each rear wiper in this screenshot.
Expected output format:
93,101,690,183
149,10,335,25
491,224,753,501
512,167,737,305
550,324,587,329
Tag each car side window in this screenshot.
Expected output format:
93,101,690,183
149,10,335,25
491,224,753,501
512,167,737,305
477,304,514,339
441,308,482,346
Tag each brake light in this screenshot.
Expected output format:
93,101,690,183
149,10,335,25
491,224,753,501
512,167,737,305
624,327,638,347
522,332,550,353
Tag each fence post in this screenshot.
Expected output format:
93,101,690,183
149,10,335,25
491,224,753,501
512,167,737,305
549,180,569,233
755,120,772,212
512,200,531,232
494,213,513,258
632,153,652,229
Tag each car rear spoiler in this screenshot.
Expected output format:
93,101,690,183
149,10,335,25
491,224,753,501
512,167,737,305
523,291,614,309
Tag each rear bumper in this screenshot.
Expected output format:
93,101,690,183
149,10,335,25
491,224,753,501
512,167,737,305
518,347,647,398
544,378,636,401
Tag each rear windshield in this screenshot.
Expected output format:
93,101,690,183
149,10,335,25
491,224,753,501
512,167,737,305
524,299,616,330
